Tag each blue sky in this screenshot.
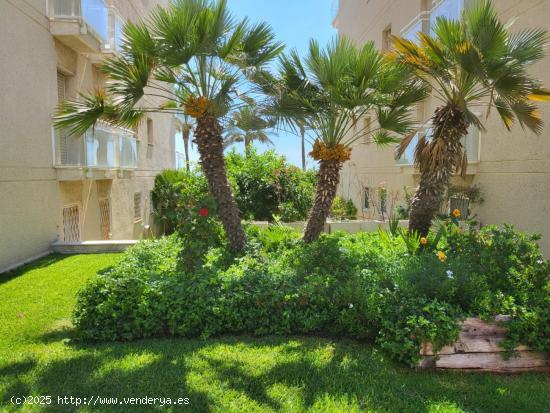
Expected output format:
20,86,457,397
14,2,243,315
175,0,337,169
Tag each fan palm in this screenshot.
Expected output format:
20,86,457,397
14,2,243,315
392,0,550,236
54,0,283,252
264,37,427,242
223,103,275,155
176,114,193,171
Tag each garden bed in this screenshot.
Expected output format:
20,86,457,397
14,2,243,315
418,316,550,373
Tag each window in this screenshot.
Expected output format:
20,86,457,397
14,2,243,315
147,118,154,145
57,71,67,103
134,192,142,221
113,15,125,51
62,204,80,241
382,25,392,51
363,188,370,210
430,0,464,34
402,19,423,43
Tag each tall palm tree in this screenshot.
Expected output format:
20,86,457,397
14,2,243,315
180,115,193,172
264,37,427,242
223,103,275,155
54,0,283,252
393,0,549,236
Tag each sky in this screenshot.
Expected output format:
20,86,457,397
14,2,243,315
175,0,337,169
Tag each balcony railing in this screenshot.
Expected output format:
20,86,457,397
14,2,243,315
49,0,120,52
54,124,138,169
401,12,429,43
430,0,464,34
397,125,480,167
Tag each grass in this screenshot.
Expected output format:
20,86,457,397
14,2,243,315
0,254,549,413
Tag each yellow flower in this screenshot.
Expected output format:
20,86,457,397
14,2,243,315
452,209,461,218
437,251,447,263
420,237,428,245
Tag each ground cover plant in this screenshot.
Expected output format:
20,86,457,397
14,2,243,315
1,254,550,413
72,214,550,368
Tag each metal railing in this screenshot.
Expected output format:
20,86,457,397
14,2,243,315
54,124,138,169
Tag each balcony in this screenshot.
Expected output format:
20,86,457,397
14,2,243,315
48,0,110,53
397,125,480,174
401,12,429,44
430,0,464,35
54,123,138,180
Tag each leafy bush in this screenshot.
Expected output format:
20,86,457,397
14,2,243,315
152,169,223,270
331,196,357,220
226,149,316,221
72,223,549,366
152,150,316,230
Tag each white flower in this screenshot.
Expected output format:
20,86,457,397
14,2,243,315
446,270,454,278
536,259,544,264
348,303,354,309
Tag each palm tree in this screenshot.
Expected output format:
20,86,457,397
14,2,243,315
181,115,193,172
393,0,549,236
175,114,193,171
223,103,275,156
54,0,283,252
264,37,426,242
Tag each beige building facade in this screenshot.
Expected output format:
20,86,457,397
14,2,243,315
333,0,550,255
0,0,177,272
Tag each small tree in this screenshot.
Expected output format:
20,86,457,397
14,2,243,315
263,37,426,241
393,0,550,236
54,0,283,252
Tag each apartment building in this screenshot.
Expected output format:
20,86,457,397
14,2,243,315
0,0,177,272
333,0,550,255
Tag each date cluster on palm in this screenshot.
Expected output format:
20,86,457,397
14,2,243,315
310,140,352,162
184,96,210,118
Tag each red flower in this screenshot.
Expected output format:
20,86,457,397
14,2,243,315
198,208,209,217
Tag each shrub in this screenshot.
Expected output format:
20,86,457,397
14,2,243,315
153,169,223,270
331,196,357,220
226,149,316,221
72,224,549,366
152,150,316,229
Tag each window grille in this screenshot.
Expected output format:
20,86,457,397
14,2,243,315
134,192,142,221
62,204,80,242
99,198,111,239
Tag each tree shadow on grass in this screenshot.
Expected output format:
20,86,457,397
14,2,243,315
1,334,549,413
1,340,212,413
0,254,69,285
193,336,550,413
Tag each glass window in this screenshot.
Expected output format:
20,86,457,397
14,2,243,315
402,19,423,43
430,0,464,35
114,15,125,52
82,0,109,42
363,189,370,210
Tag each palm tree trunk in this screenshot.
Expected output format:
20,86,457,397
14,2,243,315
183,129,191,172
194,115,246,251
303,159,342,242
408,106,469,236
244,135,251,157
300,124,306,171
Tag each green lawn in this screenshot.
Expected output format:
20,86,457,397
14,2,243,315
0,254,548,413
